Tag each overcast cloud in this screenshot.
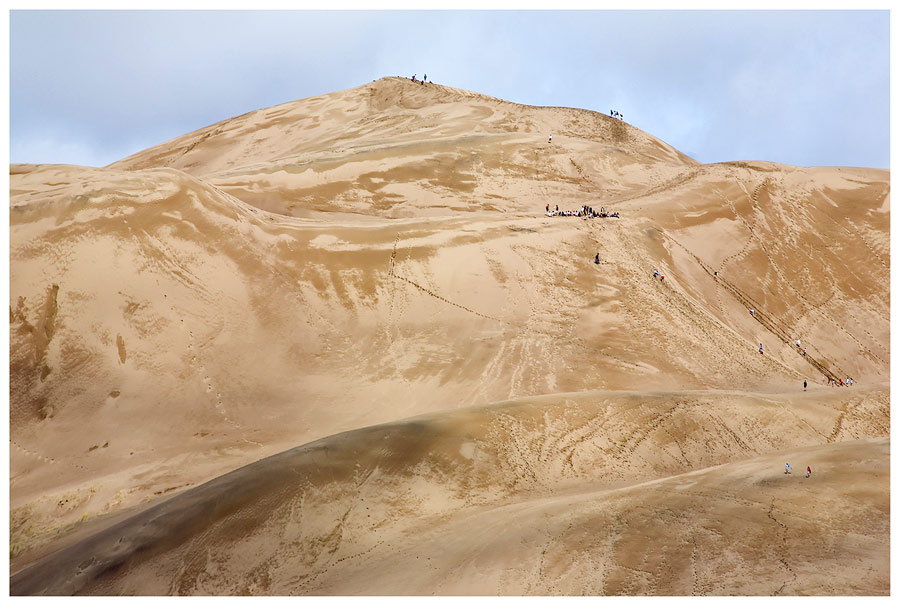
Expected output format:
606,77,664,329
9,9,890,169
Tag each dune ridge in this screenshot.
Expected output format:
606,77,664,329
9,77,889,595
10,387,889,595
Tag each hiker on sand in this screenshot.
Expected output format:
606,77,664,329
750,308,755,317
796,338,801,348
759,343,764,354
594,253,600,264
785,463,792,474
806,466,811,478
804,379,807,391
548,134,553,143
803,347,807,357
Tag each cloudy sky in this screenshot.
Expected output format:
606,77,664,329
8,8,891,169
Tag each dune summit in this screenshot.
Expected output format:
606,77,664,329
9,76,889,595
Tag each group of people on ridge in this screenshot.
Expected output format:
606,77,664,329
545,204,619,218
824,375,854,387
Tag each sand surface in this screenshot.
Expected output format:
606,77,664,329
8,77,890,595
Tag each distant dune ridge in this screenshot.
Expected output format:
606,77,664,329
9,77,889,595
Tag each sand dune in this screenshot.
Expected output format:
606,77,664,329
10,388,889,595
8,77,889,595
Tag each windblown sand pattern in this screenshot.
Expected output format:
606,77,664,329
9,77,889,595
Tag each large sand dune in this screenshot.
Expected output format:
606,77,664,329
9,77,889,595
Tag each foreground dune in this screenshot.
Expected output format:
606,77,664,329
10,387,889,595
9,77,889,595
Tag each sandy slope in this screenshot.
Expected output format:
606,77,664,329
8,77,890,595
9,388,889,595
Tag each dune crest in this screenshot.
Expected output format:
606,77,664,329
9,77,889,595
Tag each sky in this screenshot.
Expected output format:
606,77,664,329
6,8,892,169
